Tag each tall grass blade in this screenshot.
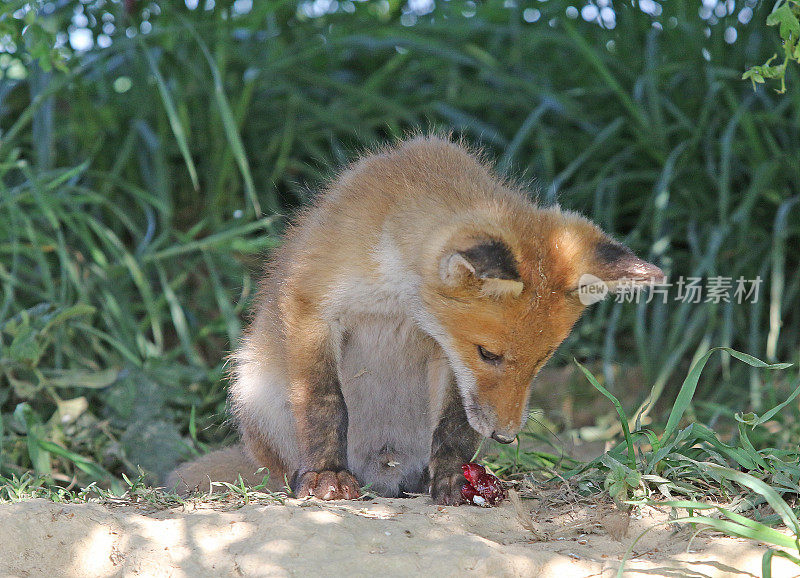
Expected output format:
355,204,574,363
141,40,200,192
575,359,636,469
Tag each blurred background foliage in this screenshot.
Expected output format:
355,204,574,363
0,0,798,487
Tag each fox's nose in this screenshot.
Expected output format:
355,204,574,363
491,431,515,444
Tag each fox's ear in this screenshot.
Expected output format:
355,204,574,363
589,241,664,291
440,239,524,298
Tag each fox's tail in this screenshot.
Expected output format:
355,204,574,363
164,444,287,495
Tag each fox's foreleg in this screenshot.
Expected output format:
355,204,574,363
286,307,361,500
428,380,482,505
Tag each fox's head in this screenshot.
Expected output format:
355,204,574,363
426,208,663,443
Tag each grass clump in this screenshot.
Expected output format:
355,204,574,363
488,347,800,573
0,467,287,512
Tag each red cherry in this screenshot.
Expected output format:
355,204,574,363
461,462,486,485
460,483,479,502
460,462,507,506
474,473,507,505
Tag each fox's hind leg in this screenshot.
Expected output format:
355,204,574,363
164,443,285,494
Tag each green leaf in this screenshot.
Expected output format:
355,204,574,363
602,456,641,502
8,323,40,364
681,515,798,550
14,403,50,475
762,64,787,79
36,440,112,481
660,501,797,550
767,4,800,39
725,349,792,370
742,69,765,83
763,549,800,578
702,463,800,535
44,368,119,389
736,423,769,470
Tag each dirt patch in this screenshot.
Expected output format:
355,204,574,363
1,495,797,577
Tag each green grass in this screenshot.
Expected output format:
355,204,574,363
0,467,287,510
485,348,800,573
1,0,799,565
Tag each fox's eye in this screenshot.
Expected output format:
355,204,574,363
477,345,503,365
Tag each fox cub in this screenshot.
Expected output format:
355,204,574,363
167,136,662,504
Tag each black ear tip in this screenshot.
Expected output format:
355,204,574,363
460,239,520,281
596,241,663,283
595,241,631,263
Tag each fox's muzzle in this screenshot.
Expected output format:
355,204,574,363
491,431,515,444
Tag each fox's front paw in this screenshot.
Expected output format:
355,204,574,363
294,470,361,500
430,470,467,506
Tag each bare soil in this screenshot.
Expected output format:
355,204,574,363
1,493,798,577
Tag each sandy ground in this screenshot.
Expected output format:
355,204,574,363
1,493,798,578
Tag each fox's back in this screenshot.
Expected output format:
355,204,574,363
265,137,542,307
